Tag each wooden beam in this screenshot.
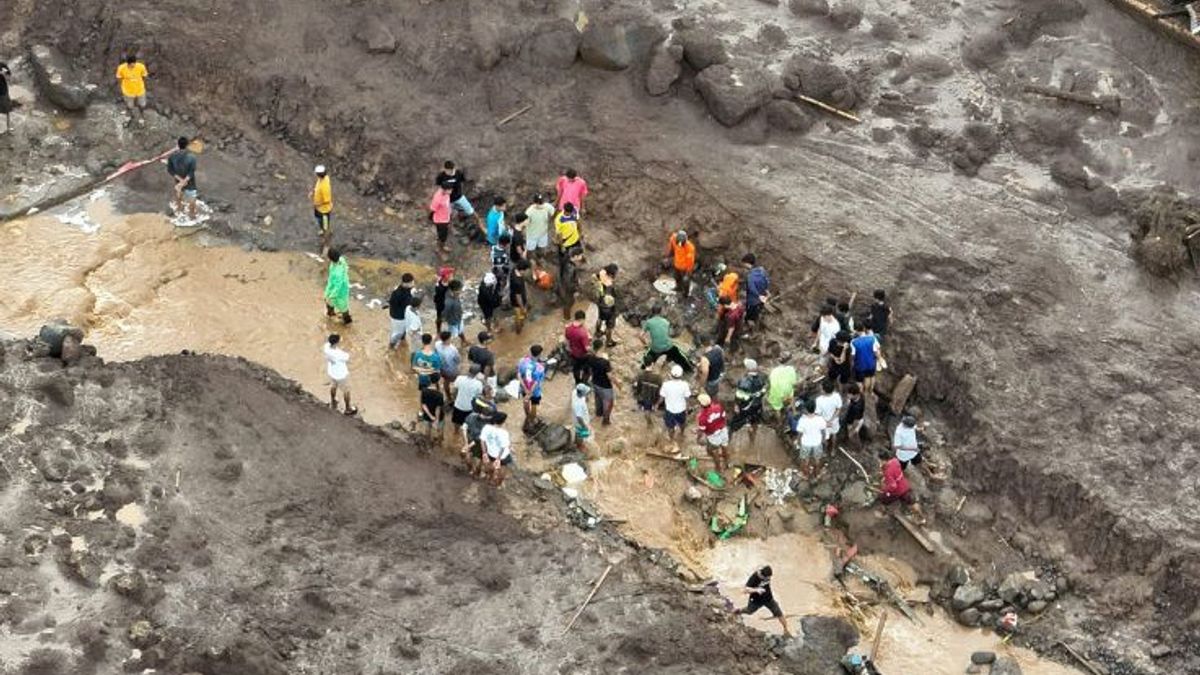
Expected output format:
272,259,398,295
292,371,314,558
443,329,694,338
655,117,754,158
892,513,935,554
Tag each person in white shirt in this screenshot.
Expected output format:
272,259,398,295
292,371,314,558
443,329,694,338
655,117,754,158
892,415,921,468
572,383,592,453
323,334,357,416
814,306,841,357
792,399,827,479
403,295,424,353
813,380,843,458
480,411,514,487
657,364,692,442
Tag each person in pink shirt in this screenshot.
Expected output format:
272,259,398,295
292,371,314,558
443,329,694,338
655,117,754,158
429,185,452,258
556,168,589,214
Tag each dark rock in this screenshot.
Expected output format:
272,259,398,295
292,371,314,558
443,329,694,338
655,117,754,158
111,571,148,602
578,11,665,71
528,19,581,69
979,598,1005,611
695,64,773,126
870,15,902,41
758,23,788,48
645,42,683,96
781,55,861,109
971,651,997,665
212,461,244,482
990,657,1023,675
681,31,729,71
952,582,986,609
38,322,85,359
871,127,895,143
1049,157,1089,189
354,20,397,54
945,564,970,587
1026,600,1048,613
998,572,1031,604
60,549,103,587
29,44,96,111
829,3,864,30
765,100,814,132
957,607,981,626
789,0,830,16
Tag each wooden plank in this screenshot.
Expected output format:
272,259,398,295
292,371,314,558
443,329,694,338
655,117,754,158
892,513,936,554
869,611,888,662
1057,641,1105,675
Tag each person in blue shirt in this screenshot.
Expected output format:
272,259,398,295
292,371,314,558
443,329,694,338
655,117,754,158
410,333,443,389
485,196,508,246
850,325,883,399
517,344,547,426
742,253,770,335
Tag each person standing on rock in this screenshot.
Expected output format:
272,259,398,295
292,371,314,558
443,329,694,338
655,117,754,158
323,249,352,325
436,160,480,230
323,333,357,416
480,411,515,487
658,364,692,443
735,565,791,637
517,344,546,428
850,324,883,398
556,168,589,215
386,273,414,350
524,193,554,267
640,305,693,373
591,263,619,347
666,229,697,298
115,54,148,126
0,62,13,134
742,254,770,337
696,392,731,472
730,359,767,446
429,184,452,258
312,165,334,257
589,339,619,426
564,309,592,384
166,136,198,219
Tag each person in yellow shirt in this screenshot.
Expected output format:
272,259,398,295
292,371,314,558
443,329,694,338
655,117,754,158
115,55,148,126
312,165,333,257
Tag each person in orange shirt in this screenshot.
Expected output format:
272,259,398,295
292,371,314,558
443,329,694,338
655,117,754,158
717,264,739,302
115,55,148,126
665,229,697,297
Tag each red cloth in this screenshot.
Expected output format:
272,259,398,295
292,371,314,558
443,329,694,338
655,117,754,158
697,402,727,436
564,323,591,358
881,458,909,499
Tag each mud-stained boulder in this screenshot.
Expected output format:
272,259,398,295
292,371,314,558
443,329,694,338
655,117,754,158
645,42,683,95
528,19,581,69
29,44,96,111
781,55,861,110
578,10,665,71
681,31,728,71
695,64,773,127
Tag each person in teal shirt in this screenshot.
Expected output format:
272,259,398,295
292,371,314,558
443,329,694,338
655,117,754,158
324,249,352,324
639,305,693,373
485,196,508,246
410,333,443,388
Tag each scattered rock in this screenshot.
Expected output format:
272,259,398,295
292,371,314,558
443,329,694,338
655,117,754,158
528,19,581,69
578,10,665,71
962,31,1009,70
758,23,788,48
781,55,861,110
945,565,970,587
971,651,997,665
1150,644,1173,659
990,657,1024,675
979,598,1005,611
764,100,814,133
871,127,895,143
354,19,397,54
28,44,96,111
111,571,148,602
789,0,829,16
957,607,981,626
1026,600,1048,613
840,479,874,506
681,31,729,71
645,42,683,96
212,460,244,482
60,549,103,587
829,3,864,30
1049,157,1090,189
952,582,986,609
38,322,85,359
695,63,774,127
870,15,901,41
998,571,1033,605
959,500,994,524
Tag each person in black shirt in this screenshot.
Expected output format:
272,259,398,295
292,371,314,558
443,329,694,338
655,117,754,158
592,263,619,347
467,331,496,379
0,63,12,134
509,213,528,266
589,339,620,425
827,330,852,389
477,273,501,335
510,260,530,334
841,383,866,444
166,136,199,219
433,268,453,334
386,273,415,349
418,373,445,443
736,565,791,636
435,160,480,228
870,289,892,343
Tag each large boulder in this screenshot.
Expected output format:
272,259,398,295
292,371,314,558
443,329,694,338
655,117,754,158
645,42,683,95
29,45,96,111
695,63,773,127
528,19,581,69
578,11,665,71
781,55,861,110
952,582,986,610
681,30,729,71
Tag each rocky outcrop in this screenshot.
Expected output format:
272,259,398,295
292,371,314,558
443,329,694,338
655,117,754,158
695,63,773,127
528,19,581,69
645,42,683,95
578,10,665,71
29,44,96,111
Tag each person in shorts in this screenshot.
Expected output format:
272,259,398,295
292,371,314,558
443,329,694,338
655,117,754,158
589,340,619,426
387,273,414,348
461,403,492,476
313,165,333,256
323,334,357,416
634,368,663,428
517,345,546,427
436,160,479,228
166,136,198,219
658,365,692,442
792,399,827,479
696,393,730,471
735,565,791,636
115,54,148,126
429,184,452,257
851,324,883,398
451,365,485,432
418,373,445,443
480,411,514,487
813,379,843,459
524,193,555,266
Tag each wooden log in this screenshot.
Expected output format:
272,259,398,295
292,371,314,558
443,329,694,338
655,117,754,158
795,94,861,123
563,564,613,635
892,513,935,554
889,374,917,415
869,611,888,662
1022,84,1120,115
496,104,533,127
1057,641,1105,675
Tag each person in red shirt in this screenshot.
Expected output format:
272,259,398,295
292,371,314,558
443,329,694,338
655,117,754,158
556,168,589,214
878,452,924,522
429,185,452,258
716,296,746,351
665,230,697,297
696,393,731,471
564,310,592,384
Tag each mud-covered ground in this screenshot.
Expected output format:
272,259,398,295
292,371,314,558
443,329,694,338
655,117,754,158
4,0,1200,672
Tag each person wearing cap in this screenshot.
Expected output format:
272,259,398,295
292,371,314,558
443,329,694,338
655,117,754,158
429,184,452,258
666,229,697,297
658,364,692,442
476,272,502,335
591,264,620,347
433,267,454,334
696,392,730,471
480,411,515,487
640,305,693,374
313,164,333,257
524,193,555,266
736,565,791,637
517,345,546,427
892,415,922,470
572,383,593,453
555,168,589,215
323,249,352,325
730,359,767,445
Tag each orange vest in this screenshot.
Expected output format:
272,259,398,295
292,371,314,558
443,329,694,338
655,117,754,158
718,272,739,301
670,235,696,272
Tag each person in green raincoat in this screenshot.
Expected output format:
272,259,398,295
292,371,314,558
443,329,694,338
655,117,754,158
324,249,352,324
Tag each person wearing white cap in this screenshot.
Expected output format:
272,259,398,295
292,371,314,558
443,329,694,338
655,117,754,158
312,164,333,257
695,392,730,471
657,364,692,442
476,272,502,335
